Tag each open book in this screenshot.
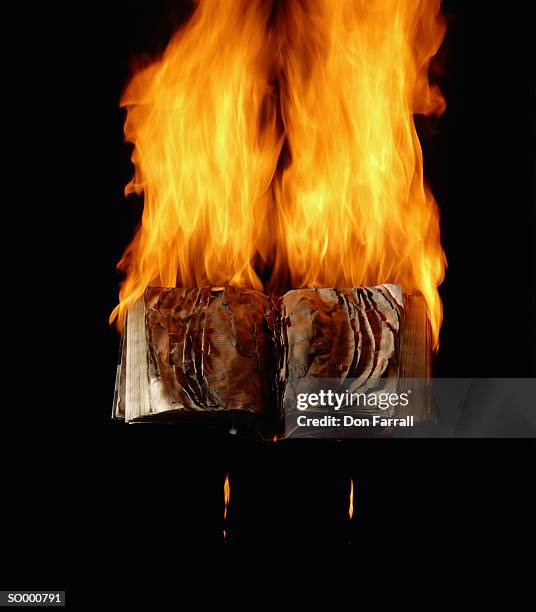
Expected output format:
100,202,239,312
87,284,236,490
113,285,433,438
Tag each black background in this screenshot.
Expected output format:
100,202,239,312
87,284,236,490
3,0,535,602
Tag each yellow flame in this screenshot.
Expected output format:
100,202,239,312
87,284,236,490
223,473,231,540
110,0,283,326
111,0,446,347
273,0,446,346
348,478,354,520
223,472,231,521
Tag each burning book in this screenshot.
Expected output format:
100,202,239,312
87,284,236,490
113,284,432,437
111,0,446,436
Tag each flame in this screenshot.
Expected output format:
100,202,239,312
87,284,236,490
223,473,231,520
273,0,446,346
111,0,283,326
348,478,354,520
223,472,230,540
111,0,446,346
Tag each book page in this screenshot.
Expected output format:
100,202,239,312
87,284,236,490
125,297,151,421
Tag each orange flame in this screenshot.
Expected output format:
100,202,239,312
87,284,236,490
110,0,283,326
111,0,446,346
273,0,446,346
223,473,230,540
348,478,354,520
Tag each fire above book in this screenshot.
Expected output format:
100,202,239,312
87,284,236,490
113,284,433,438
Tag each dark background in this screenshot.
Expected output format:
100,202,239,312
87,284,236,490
4,0,535,601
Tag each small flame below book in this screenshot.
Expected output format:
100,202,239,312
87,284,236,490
348,479,354,520
223,473,231,542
